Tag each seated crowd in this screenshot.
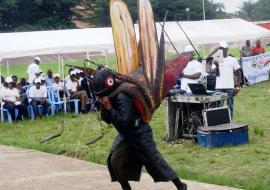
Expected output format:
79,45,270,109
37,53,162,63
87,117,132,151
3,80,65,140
0,57,95,122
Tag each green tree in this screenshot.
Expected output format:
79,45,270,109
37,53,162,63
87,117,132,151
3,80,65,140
252,0,270,21
238,0,256,21
83,0,137,27
83,0,226,27
0,0,80,32
238,0,270,21
152,0,225,21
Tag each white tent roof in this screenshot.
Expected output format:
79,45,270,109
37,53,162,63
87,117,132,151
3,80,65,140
157,19,270,47
0,27,115,61
0,18,269,61
156,18,270,49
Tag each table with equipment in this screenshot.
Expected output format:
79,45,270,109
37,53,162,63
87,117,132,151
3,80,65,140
166,92,228,142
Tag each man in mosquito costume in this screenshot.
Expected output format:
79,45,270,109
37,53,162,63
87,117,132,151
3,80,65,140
92,1,193,189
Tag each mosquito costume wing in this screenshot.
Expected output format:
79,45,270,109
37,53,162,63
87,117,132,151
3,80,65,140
110,0,139,75
109,0,192,123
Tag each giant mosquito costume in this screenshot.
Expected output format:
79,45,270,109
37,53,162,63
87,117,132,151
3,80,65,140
91,0,193,189
41,0,193,189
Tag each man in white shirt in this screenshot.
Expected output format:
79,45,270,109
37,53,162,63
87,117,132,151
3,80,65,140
74,69,84,85
66,71,89,114
64,68,74,84
2,77,27,120
29,78,48,118
212,41,241,118
27,57,41,84
52,73,64,98
180,45,203,93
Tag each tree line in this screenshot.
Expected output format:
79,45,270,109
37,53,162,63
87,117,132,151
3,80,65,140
237,0,269,21
0,0,269,32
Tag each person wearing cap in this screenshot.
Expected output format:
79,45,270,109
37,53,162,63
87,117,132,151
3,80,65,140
52,73,64,98
66,71,89,114
27,57,41,84
64,68,74,84
180,45,204,93
45,69,54,86
29,78,48,118
252,40,265,56
72,69,84,86
31,67,43,84
212,41,241,118
1,76,27,121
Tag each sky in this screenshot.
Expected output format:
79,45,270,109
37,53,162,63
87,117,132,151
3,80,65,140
213,0,257,13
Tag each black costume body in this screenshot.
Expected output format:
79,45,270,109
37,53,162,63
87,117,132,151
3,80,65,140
101,92,178,183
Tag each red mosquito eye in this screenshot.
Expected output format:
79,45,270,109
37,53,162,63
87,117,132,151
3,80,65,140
105,76,115,88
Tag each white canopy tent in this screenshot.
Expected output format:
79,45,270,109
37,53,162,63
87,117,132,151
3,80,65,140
158,18,270,47
0,27,115,61
0,18,269,78
0,18,269,61
0,27,115,78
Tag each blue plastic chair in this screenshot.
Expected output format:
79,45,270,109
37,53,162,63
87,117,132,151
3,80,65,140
47,87,65,115
65,88,80,114
26,89,48,120
67,95,80,114
1,104,19,124
22,84,32,92
64,81,80,114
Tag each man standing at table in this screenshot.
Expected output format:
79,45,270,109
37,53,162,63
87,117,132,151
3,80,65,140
180,45,203,93
212,41,241,118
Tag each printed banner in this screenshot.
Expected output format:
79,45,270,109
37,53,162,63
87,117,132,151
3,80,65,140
242,53,270,85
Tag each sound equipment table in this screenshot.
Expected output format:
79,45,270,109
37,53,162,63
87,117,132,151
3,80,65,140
166,92,228,142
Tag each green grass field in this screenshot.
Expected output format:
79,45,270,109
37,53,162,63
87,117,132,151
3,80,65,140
0,81,269,190
0,49,270,190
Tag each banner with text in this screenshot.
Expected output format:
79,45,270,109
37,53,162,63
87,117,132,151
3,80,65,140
242,53,270,85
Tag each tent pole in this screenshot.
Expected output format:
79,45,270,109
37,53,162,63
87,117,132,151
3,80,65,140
61,54,67,114
6,60,9,76
202,45,206,57
61,54,64,82
86,52,90,66
58,53,61,74
105,49,109,68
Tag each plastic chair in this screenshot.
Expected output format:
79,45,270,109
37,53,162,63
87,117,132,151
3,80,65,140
1,104,12,123
22,84,32,92
65,88,80,114
1,104,19,124
26,89,47,120
67,95,80,114
64,81,80,114
47,87,65,116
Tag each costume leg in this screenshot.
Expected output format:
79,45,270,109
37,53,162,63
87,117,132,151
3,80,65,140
111,142,132,190
130,125,178,182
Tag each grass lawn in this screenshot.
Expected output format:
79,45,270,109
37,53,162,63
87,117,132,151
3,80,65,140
0,49,270,190
0,83,270,190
